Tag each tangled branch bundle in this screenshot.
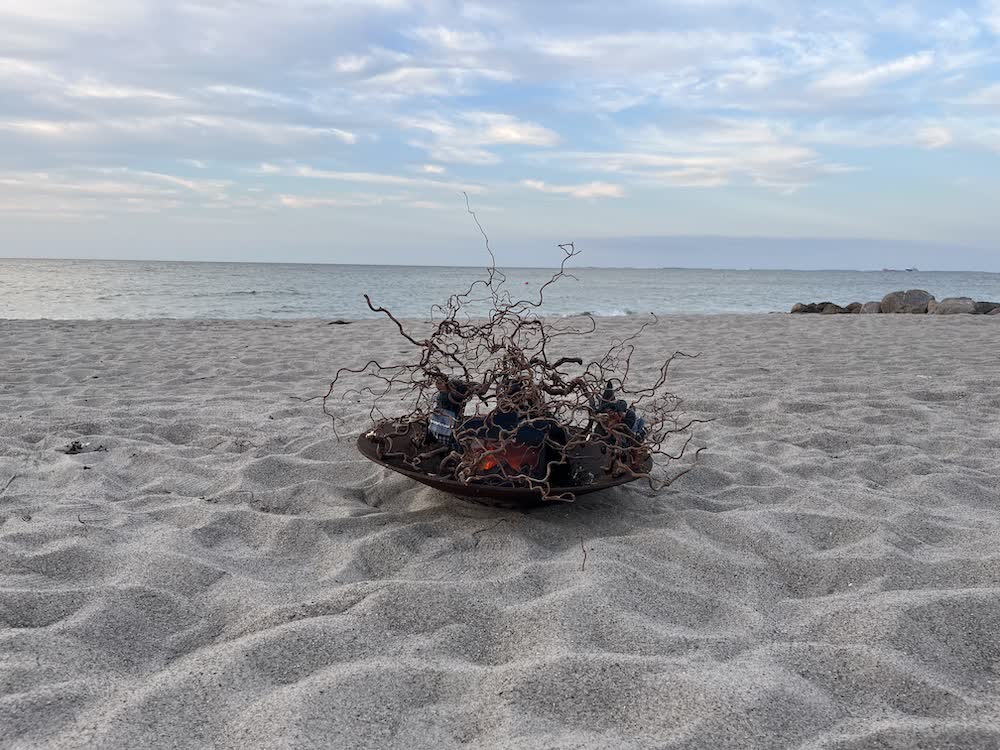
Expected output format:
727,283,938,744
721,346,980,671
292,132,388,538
325,202,703,502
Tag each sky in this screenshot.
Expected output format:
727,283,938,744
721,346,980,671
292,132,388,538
1,0,1000,269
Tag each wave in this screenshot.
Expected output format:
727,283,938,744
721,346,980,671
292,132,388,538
557,309,638,317
188,289,306,298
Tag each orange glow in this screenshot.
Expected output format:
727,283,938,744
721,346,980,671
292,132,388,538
475,441,541,474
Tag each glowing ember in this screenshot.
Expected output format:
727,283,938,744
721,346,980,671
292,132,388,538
475,441,542,475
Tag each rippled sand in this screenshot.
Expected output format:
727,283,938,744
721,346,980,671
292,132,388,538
1,315,998,749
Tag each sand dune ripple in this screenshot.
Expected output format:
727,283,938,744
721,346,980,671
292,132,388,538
1,316,998,748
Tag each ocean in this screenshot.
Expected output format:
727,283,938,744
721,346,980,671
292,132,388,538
3,258,1000,320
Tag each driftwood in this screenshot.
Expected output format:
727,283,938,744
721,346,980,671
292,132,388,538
324,197,704,501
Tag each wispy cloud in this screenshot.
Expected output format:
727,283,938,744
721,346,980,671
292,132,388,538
543,119,860,192
278,194,384,209
1,0,998,254
966,82,1000,105
0,115,358,145
254,163,482,193
522,179,624,199
914,125,954,149
0,166,248,218
985,0,1000,35
812,51,936,96
402,111,559,164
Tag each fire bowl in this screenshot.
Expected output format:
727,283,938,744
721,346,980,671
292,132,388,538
356,418,651,508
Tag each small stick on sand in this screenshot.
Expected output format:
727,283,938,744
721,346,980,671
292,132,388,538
0,474,16,496
580,537,588,572
472,518,508,546
233,490,255,505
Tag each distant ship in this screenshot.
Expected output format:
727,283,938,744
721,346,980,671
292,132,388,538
881,267,919,272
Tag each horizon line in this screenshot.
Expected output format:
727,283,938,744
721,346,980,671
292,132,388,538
4,256,1000,274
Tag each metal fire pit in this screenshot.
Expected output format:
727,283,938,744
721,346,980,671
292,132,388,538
356,418,651,508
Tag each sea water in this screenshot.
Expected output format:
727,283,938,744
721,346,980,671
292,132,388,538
3,258,1000,319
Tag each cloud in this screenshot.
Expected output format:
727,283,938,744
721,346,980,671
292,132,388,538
796,115,1000,156
65,80,182,102
1,0,999,251
356,66,513,99
276,193,461,211
927,9,981,44
528,29,758,74
0,0,145,28
323,40,512,102
410,26,494,53
985,0,1000,34
0,166,246,217
466,112,559,146
278,194,383,208
521,179,624,199
914,125,953,149
254,162,482,193
966,82,1000,106
403,112,559,164
403,199,452,210
2,115,357,144
542,119,859,192
812,51,936,97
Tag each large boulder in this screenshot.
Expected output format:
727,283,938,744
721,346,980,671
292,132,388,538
930,297,976,315
791,302,836,313
860,301,882,314
792,301,866,314
989,307,1000,316
881,289,935,314
974,301,1000,315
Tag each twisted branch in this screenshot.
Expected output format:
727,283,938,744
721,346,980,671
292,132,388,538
324,203,703,501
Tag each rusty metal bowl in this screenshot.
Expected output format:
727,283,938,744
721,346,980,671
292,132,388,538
356,418,651,508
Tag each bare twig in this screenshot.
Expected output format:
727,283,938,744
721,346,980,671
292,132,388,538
0,475,16,496
471,518,509,546
322,196,703,501
234,490,255,504
579,537,588,572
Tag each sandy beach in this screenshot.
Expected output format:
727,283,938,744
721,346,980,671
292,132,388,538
1,314,998,749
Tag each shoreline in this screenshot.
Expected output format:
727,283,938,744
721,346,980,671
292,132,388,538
5,308,1000,323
